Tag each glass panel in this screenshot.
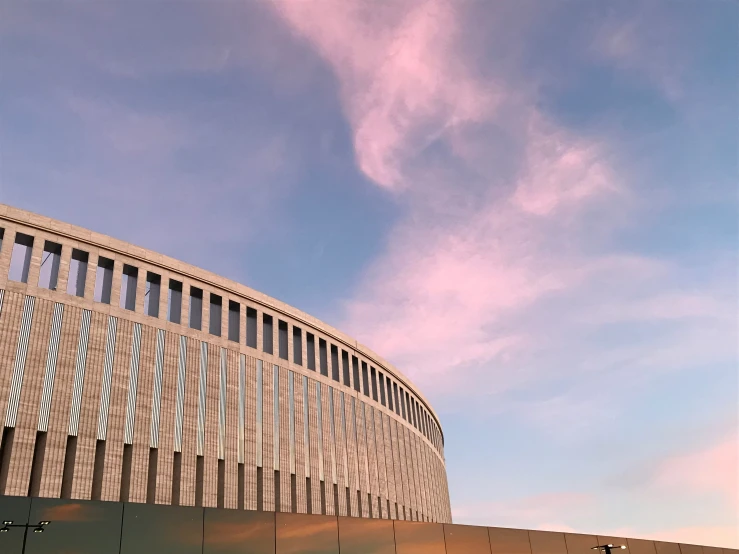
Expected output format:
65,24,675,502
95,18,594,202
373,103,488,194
331,346,340,382
210,294,222,336
293,327,302,365
0,227,4,251
488,527,532,554
319,339,328,377
278,321,288,359
204,508,275,554
445,523,491,553
247,307,258,348
306,334,315,371
93,256,114,304
67,248,89,297
8,232,34,283
395,521,446,554
168,279,183,324
26,498,121,554
342,351,350,387
227,301,240,341
529,530,567,554
263,314,273,354
627,539,657,554
276,513,338,554
120,264,138,311
190,287,203,330
145,272,161,317
338,516,395,554
565,533,598,554
38,240,62,290
120,503,203,554
0,495,30,554
362,363,370,397
654,544,681,554
352,357,360,392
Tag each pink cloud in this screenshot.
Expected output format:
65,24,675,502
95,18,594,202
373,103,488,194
269,0,496,190
654,437,738,510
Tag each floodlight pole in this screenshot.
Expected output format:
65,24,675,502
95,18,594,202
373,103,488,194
0,520,50,554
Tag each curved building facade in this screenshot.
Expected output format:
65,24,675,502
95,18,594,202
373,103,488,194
0,204,450,522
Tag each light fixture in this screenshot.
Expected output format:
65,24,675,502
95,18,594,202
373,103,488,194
592,544,627,554
0,528,8,533
3,520,12,525
39,521,50,525
33,527,44,533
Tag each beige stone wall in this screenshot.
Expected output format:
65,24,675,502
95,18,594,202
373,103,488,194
0,205,451,522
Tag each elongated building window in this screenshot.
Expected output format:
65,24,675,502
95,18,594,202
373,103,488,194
93,256,114,304
66,248,88,298
273,365,279,470
144,272,161,317
316,382,324,481
8,232,34,283
256,360,263,467
38,240,62,290
303,375,310,477
120,264,138,311
288,371,295,474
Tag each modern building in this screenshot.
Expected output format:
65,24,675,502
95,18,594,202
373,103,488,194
0,205,730,554
0,204,449,522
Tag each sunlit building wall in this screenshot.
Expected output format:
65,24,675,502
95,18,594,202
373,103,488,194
0,204,450,522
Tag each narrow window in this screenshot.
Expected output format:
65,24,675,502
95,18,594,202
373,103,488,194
293,326,303,365
144,272,161,317
370,367,378,401
38,240,62,290
278,320,288,360
167,279,182,324
288,371,296,475
273,367,280,470
217,459,225,508
352,356,360,392
256,361,263,468
189,286,203,330
93,256,114,304
306,333,315,371
318,339,328,377
246,307,257,348
393,383,400,415
8,232,34,283
228,300,240,342
209,293,222,336
330,345,340,383
386,377,394,411
400,388,406,420
0,228,4,251
67,248,89,297
341,351,350,387
378,371,386,406
263,314,273,354
120,264,138,311
361,362,370,397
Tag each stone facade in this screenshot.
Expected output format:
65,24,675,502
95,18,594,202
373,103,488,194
0,204,451,522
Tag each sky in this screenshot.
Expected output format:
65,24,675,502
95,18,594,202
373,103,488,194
0,0,737,548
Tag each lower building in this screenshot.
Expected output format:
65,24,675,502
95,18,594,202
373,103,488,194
0,494,729,554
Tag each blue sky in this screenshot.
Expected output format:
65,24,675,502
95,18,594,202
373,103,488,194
1,0,736,547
